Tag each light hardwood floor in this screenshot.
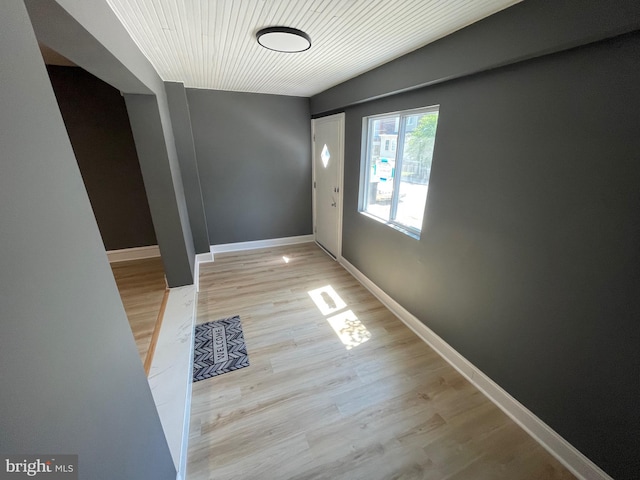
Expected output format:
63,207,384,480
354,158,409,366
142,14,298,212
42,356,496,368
188,243,574,480
111,256,167,365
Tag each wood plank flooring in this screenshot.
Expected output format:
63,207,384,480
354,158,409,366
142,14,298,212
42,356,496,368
188,243,574,480
110,256,167,365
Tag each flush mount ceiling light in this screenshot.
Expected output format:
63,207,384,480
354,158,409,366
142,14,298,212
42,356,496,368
256,27,311,53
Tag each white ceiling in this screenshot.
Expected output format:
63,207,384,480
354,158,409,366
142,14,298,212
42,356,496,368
106,0,520,97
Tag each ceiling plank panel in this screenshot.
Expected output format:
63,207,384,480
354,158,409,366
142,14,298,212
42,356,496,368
106,0,520,97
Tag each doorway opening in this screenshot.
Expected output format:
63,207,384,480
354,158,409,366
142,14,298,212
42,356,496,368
42,46,167,374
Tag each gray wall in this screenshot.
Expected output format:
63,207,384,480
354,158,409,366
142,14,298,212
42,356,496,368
186,89,312,245
47,65,157,251
26,0,195,287
339,33,640,479
0,2,175,479
165,82,210,254
125,93,195,285
311,0,640,115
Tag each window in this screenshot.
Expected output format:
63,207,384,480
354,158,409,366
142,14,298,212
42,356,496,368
359,106,439,237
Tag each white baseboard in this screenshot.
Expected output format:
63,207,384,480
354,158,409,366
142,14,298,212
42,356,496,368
194,251,214,292
106,245,160,263
196,252,214,264
339,257,612,480
210,235,314,254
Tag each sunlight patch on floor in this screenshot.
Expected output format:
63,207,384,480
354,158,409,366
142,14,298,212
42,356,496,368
308,285,347,316
327,309,372,349
308,284,371,349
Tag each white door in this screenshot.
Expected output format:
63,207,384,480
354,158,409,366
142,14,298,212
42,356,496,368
312,113,344,258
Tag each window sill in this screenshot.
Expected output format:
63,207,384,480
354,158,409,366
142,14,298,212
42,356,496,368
359,211,421,240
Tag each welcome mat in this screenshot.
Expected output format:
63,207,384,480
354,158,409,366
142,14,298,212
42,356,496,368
193,315,249,382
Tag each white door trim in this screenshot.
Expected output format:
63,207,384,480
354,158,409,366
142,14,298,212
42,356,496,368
311,113,345,261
